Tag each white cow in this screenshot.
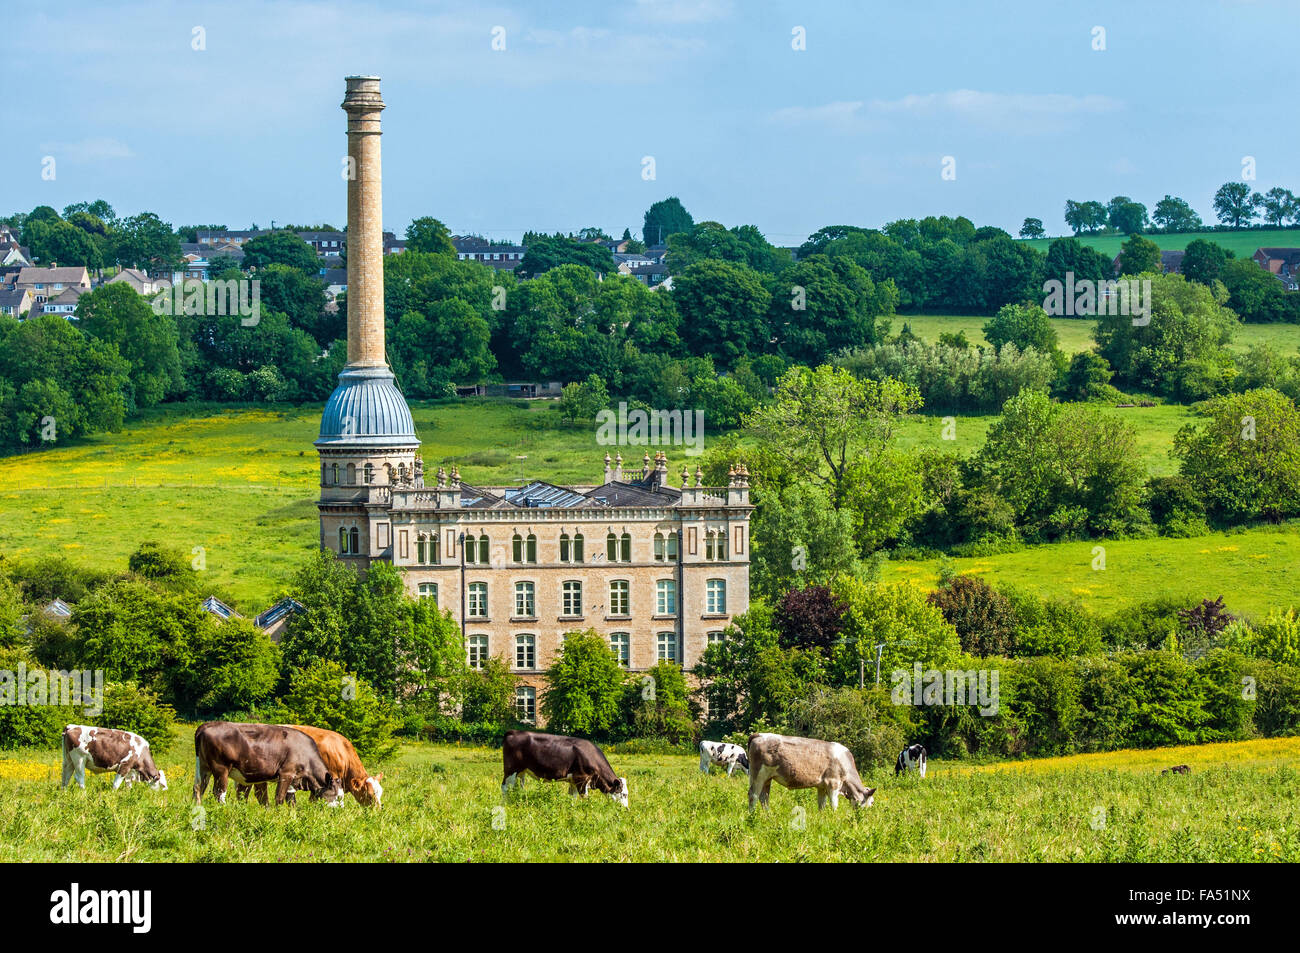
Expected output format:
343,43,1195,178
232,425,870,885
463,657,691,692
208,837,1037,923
699,740,750,776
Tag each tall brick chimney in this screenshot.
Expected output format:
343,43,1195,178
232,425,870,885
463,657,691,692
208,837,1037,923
342,75,386,368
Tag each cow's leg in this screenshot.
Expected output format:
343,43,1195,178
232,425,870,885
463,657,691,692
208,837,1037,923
211,767,230,805
699,749,709,774
726,759,737,777
919,757,927,779
61,749,74,789
193,756,210,803
235,783,249,801
254,783,269,806
73,754,87,791
275,775,296,806
748,768,771,810
818,788,828,811
827,786,840,811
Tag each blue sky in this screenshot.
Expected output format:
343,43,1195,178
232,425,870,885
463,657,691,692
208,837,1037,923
5,0,1296,245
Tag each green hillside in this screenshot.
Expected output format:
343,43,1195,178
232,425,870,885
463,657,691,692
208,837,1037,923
1021,227,1300,259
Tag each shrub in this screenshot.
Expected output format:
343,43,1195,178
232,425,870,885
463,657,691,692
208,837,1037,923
927,575,1018,657
1195,650,1255,742
274,660,399,763
98,680,176,751
460,657,518,727
1118,651,1206,747
621,661,698,745
542,630,626,737
785,685,912,771
1250,607,1300,665
1004,588,1104,658
1245,659,1300,737
1072,657,1138,752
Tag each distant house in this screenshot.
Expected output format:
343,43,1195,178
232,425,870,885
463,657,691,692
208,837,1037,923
599,238,633,254
106,268,170,296
200,595,241,621
0,287,32,318
20,598,73,636
1110,248,1185,276
16,266,91,303
36,286,83,318
626,263,670,286
1253,248,1300,289
614,253,656,272
452,236,524,268
322,267,347,301
296,230,345,255
253,597,304,642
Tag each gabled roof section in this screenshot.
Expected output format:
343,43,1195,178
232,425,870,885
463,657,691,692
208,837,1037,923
502,481,594,508
457,482,509,509
254,597,305,629
201,595,240,620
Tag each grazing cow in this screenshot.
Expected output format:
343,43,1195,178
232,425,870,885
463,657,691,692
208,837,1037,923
699,740,750,776
1162,764,1191,775
193,721,342,807
895,743,928,778
501,730,628,807
236,724,383,807
61,725,167,791
747,732,875,812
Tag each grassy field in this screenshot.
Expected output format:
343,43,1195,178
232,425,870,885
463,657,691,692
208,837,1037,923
900,313,1300,356
0,733,1294,862
2,399,1285,614
887,521,1300,620
1020,227,1300,260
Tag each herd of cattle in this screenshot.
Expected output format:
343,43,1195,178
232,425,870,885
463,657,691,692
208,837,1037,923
60,721,930,813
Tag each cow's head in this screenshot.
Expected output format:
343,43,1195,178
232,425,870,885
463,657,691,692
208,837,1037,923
307,772,346,807
135,749,166,790
853,786,876,809
608,777,629,808
351,773,384,807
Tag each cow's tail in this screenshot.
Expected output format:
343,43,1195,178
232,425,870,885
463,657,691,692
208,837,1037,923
738,752,750,771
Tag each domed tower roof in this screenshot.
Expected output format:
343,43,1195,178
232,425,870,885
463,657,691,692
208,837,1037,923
315,365,419,448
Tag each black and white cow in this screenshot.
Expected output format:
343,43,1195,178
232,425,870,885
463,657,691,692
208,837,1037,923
895,743,927,778
699,740,749,776
61,725,168,791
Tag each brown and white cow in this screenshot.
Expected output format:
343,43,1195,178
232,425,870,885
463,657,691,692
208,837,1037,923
236,724,383,807
501,730,628,807
193,721,342,807
61,725,167,791
747,732,875,812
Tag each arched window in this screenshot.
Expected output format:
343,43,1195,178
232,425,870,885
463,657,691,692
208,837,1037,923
346,463,356,485
665,532,678,560
526,533,537,564
364,463,374,484
607,532,617,561
385,464,395,483
559,532,571,562
338,526,349,554
654,532,665,561
416,536,426,564
620,532,632,563
573,533,584,562
331,463,339,485
609,580,630,616
609,632,630,667
512,533,523,563
349,526,359,554
477,534,489,564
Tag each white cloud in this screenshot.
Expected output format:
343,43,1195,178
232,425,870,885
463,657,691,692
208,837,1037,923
633,0,734,23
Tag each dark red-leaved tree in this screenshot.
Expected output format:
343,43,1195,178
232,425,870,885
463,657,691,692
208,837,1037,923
774,585,848,654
